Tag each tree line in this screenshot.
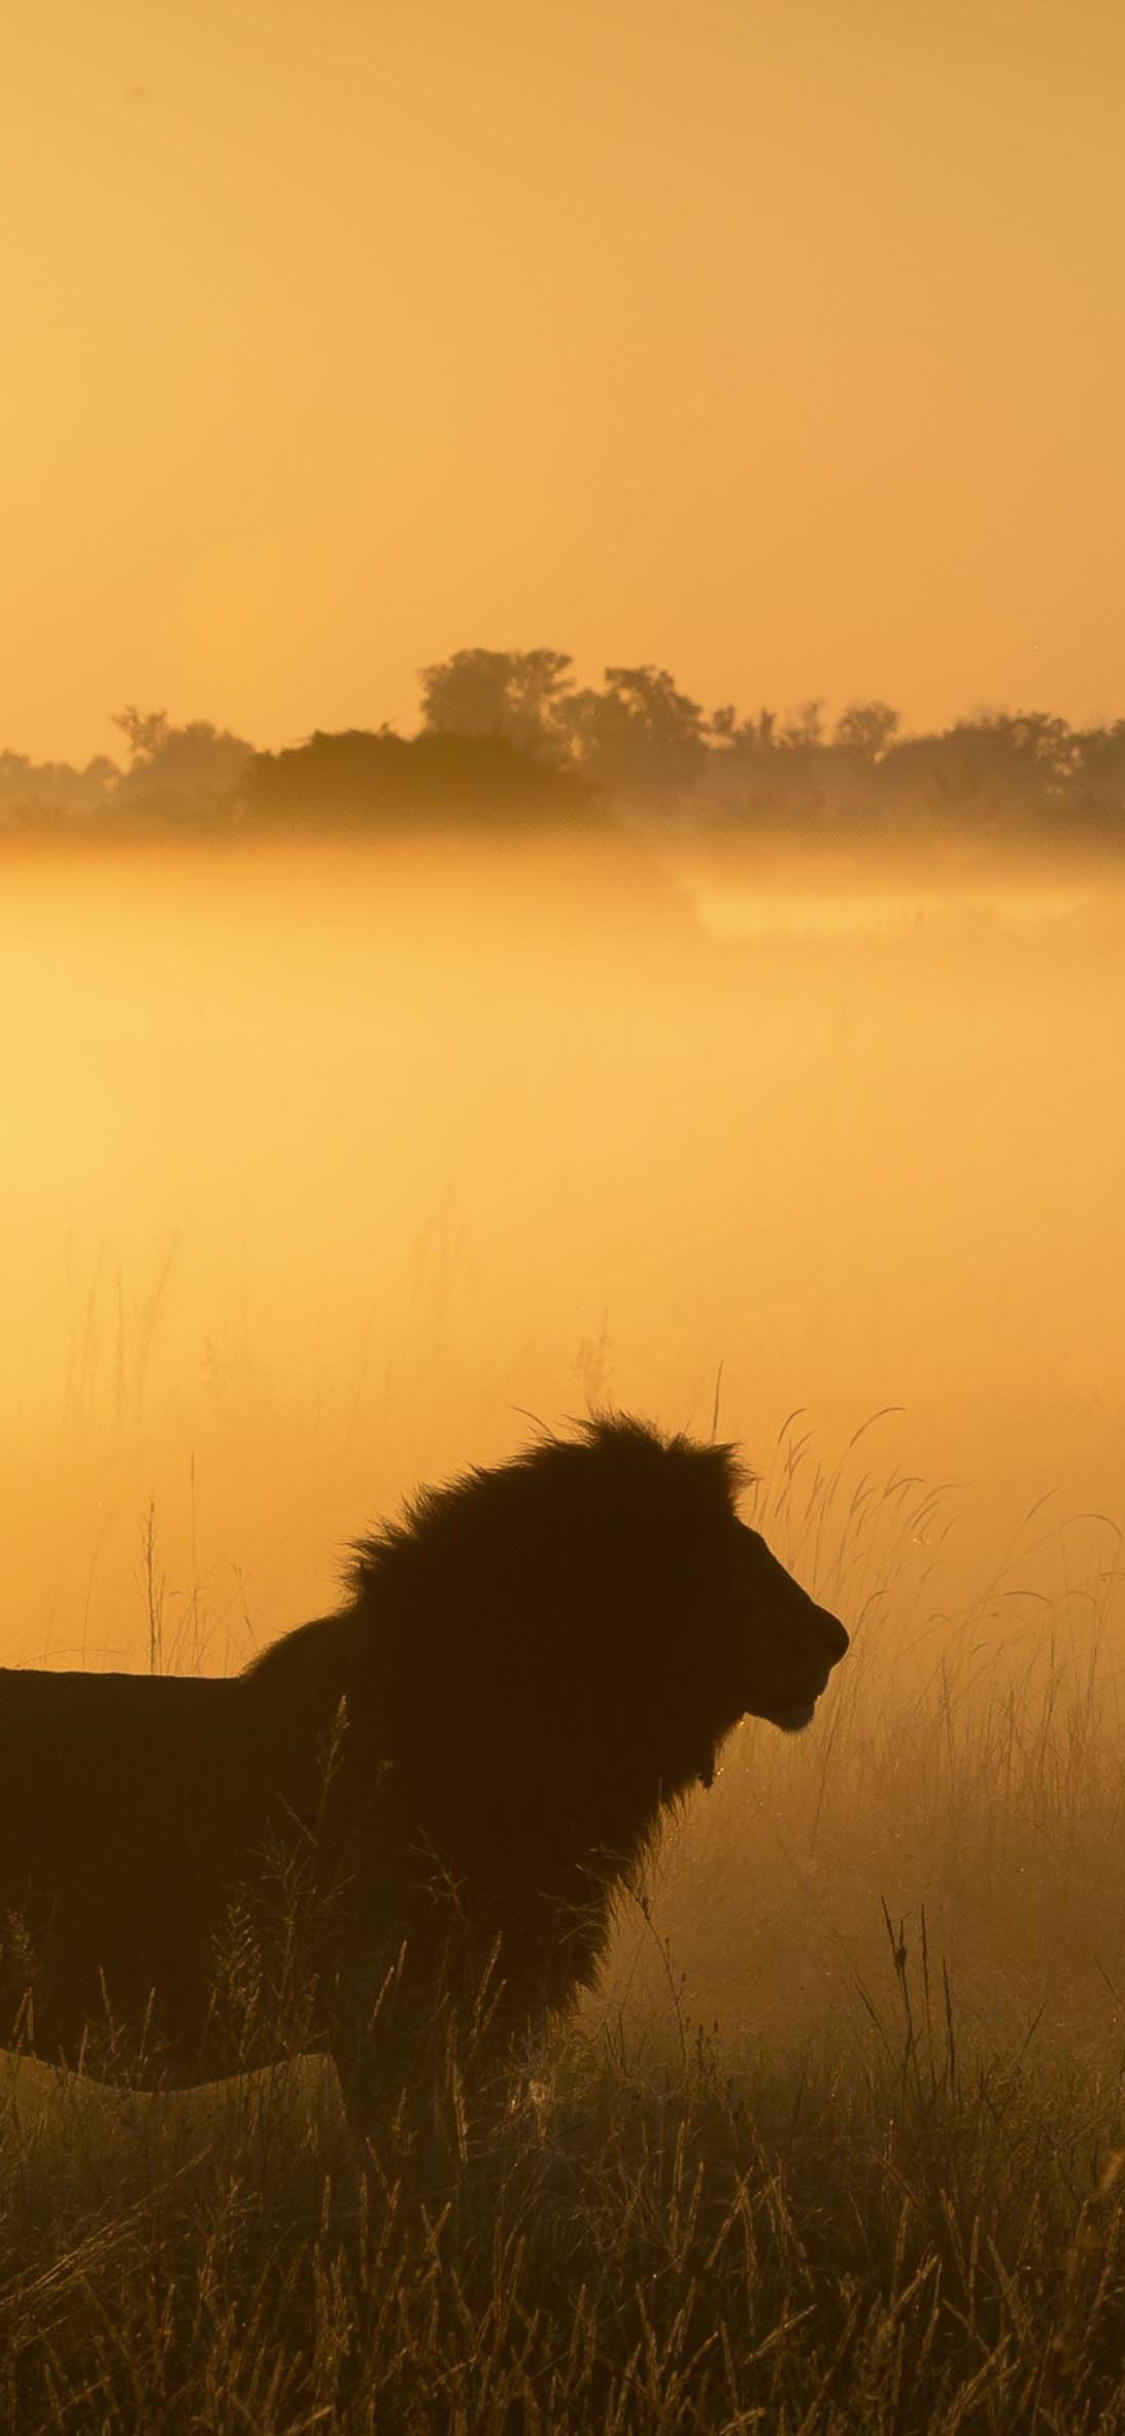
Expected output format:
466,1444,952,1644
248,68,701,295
3,650,1125,843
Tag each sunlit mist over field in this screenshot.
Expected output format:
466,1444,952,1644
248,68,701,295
5,829,1123,1681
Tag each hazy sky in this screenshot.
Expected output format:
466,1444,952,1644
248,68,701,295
6,0,1123,762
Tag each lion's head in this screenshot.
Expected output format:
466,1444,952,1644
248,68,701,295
345,1416,848,1847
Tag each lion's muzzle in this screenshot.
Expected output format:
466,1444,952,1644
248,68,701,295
753,1594,849,1735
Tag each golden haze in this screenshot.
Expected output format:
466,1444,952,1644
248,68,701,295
3,835,1123,1676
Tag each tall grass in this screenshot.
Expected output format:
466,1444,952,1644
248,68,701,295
4,1437,1125,2431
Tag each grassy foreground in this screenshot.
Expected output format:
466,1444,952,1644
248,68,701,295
3,1456,1125,2432
4,1937,1125,2432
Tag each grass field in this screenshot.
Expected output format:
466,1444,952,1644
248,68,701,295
3,847,1124,2424
3,1432,1125,2434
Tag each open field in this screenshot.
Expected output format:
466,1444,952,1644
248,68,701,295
3,837,1125,2426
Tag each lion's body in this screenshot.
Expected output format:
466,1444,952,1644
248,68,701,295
0,1419,848,2120
0,1657,360,2081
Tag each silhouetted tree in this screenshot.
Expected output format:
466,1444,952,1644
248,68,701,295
1072,720,1125,832
560,665,709,808
780,699,827,750
710,707,778,750
4,656,1125,851
834,701,899,757
701,696,857,831
418,648,575,755
865,711,1069,838
242,727,598,831
112,707,171,765
0,750,117,830
112,717,254,828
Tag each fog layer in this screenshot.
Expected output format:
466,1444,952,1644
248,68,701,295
3,837,1123,1673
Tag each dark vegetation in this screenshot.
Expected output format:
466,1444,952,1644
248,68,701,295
4,648,1125,847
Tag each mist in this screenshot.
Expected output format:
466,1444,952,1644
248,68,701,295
5,826,1122,1669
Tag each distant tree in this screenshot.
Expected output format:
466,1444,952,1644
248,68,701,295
874,709,1079,836
5,660,1125,853
112,706,171,765
560,665,710,807
0,750,117,829
1072,720,1125,830
112,718,254,827
780,699,826,750
242,726,598,831
709,707,778,753
949,713,1075,816
418,648,575,755
834,700,899,757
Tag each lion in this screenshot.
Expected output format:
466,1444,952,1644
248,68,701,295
0,1417,848,2129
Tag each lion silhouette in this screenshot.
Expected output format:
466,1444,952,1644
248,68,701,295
0,1418,847,2126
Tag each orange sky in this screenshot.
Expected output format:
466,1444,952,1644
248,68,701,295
5,0,1123,763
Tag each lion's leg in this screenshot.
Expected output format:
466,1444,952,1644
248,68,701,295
329,1931,520,2164
328,1942,464,2162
